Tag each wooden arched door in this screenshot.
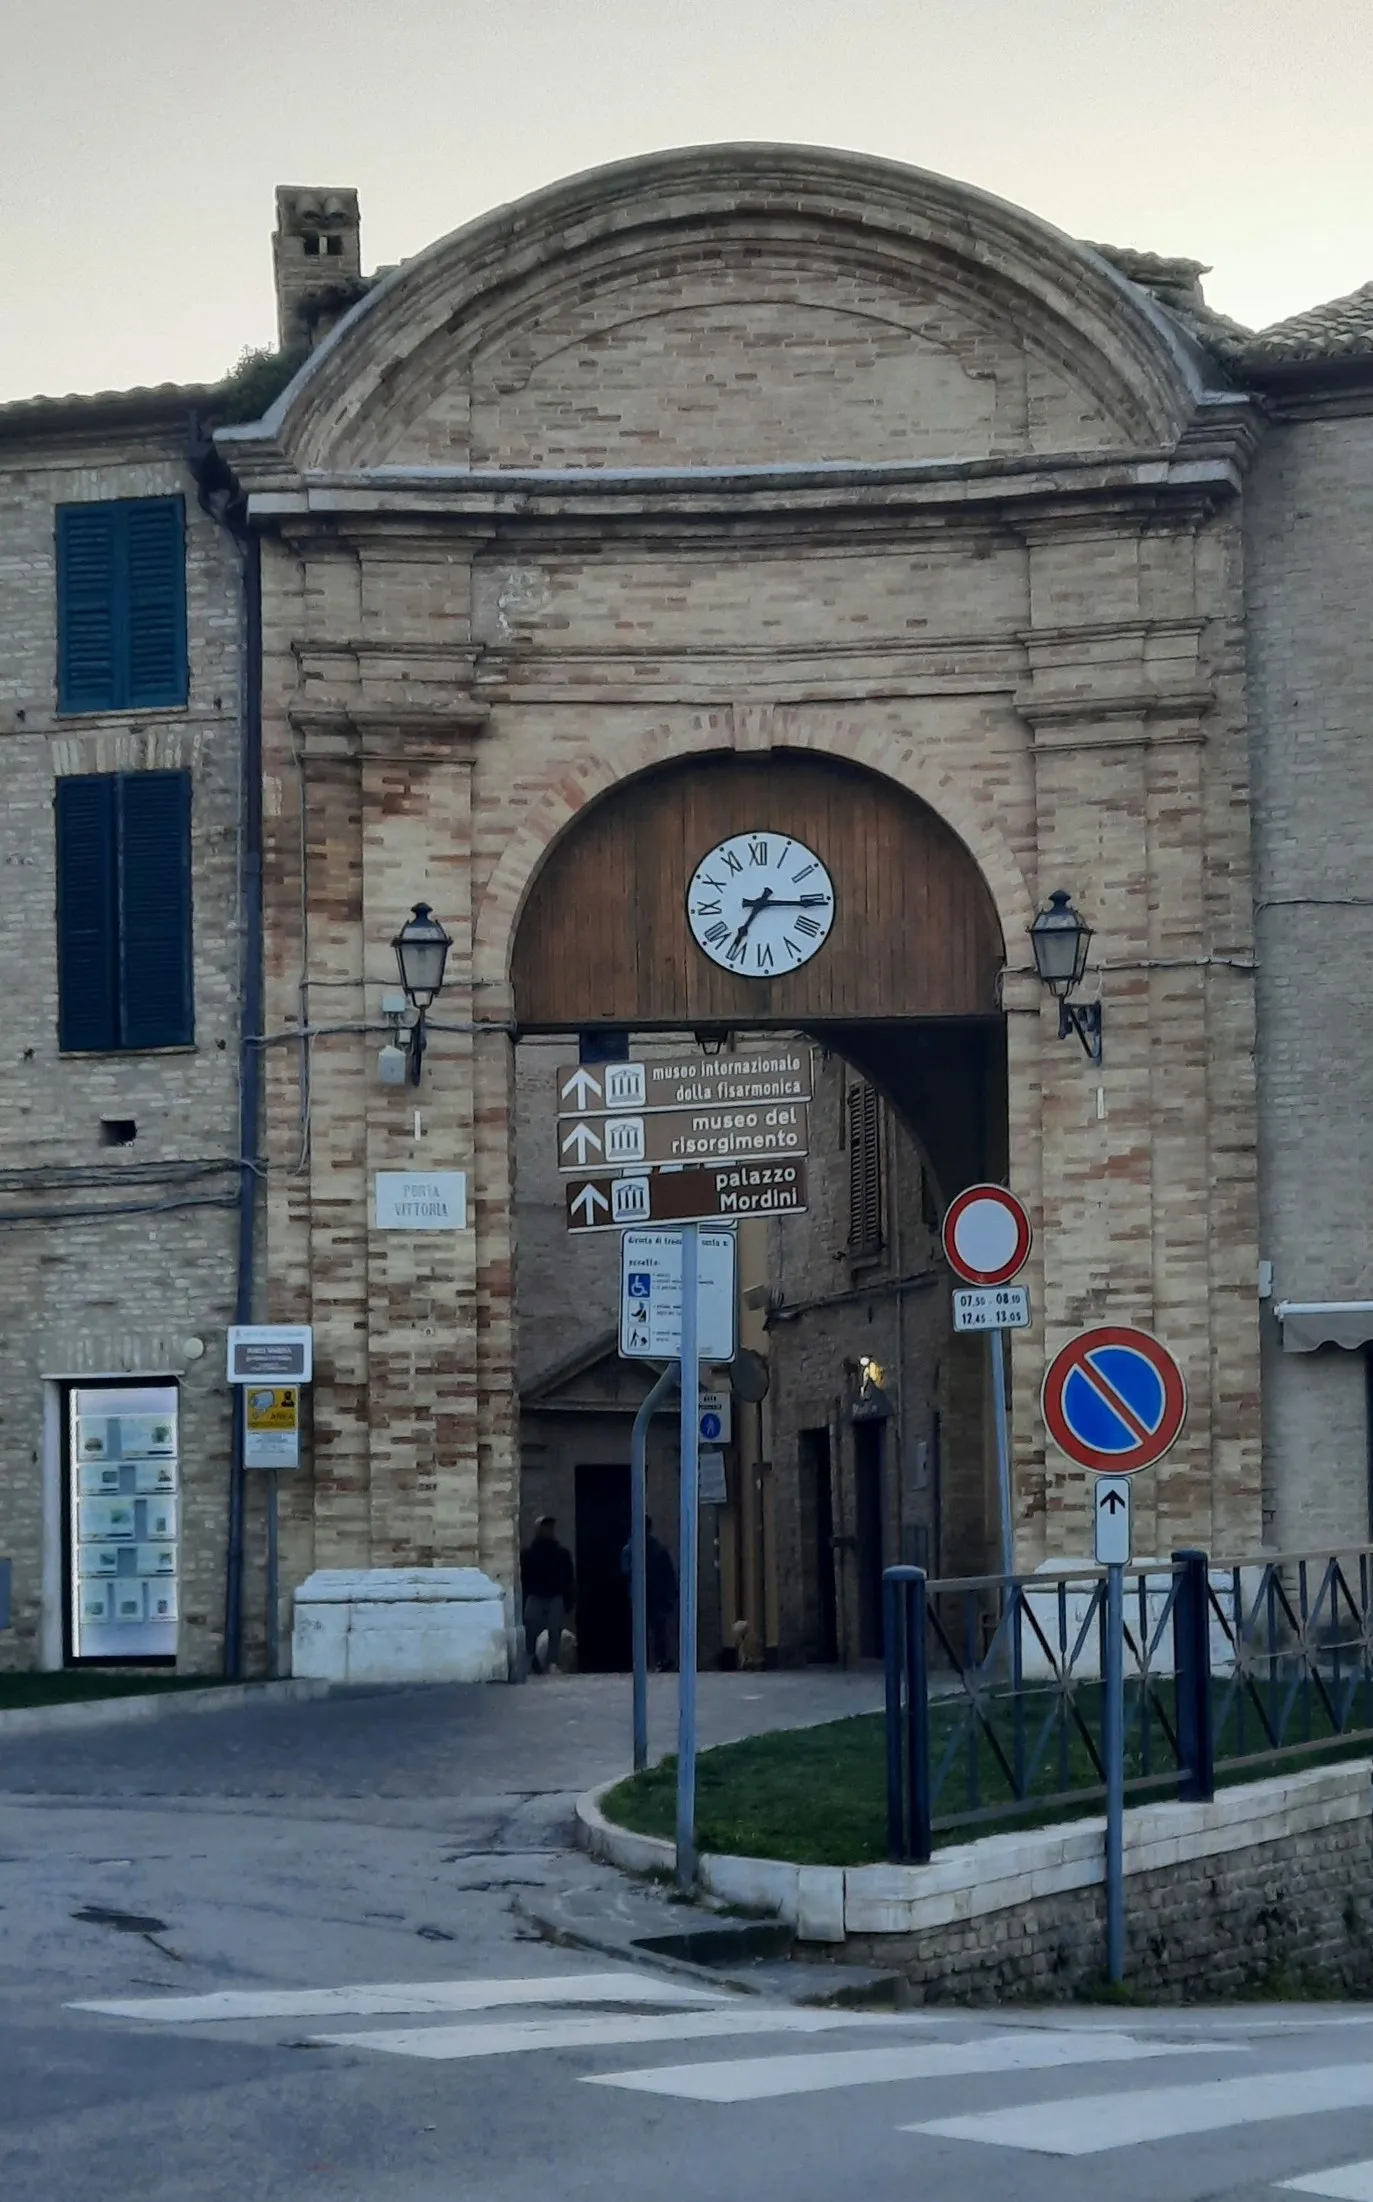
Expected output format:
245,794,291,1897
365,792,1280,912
511,753,1004,1027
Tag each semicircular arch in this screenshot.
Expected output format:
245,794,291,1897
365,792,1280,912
219,144,1214,486
473,720,1032,1014
503,747,1010,1030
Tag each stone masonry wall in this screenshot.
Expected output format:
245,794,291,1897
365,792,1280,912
838,1763,1373,2002
845,1811,1373,2004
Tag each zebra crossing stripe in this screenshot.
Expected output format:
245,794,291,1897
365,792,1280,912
310,2007,894,2061
587,2027,1235,2103
70,1972,726,2024
906,2065,1373,2155
1282,2165,1373,2202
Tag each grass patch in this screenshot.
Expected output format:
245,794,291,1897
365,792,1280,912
0,1673,221,1711
603,1679,1373,1868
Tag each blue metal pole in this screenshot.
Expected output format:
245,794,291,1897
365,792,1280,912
1172,1547,1214,1804
883,1568,905,1859
676,1224,701,1892
630,1362,678,1774
905,1568,932,1864
1104,1558,1126,1983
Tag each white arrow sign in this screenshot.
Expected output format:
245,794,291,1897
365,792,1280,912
568,1182,610,1226
560,1121,602,1165
1093,1475,1133,1567
560,1067,603,1108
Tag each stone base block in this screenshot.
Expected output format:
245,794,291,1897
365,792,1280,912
291,1568,509,1684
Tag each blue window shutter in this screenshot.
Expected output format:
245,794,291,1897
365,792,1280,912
126,498,188,707
56,777,119,1050
117,772,194,1048
57,506,119,712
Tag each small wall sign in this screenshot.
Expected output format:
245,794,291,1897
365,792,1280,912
374,1171,468,1231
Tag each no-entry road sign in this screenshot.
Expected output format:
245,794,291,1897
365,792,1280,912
1042,1324,1188,1476
942,1184,1032,1287
565,1161,809,1232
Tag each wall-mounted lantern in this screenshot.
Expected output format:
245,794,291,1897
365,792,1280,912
1028,890,1102,1065
390,902,452,1085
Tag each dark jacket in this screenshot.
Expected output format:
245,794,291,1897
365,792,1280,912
522,1536,575,1605
620,1533,678,1616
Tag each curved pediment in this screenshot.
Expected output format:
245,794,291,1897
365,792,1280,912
218,144,1218,490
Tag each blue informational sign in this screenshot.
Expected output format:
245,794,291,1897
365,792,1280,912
628,1273,652,1297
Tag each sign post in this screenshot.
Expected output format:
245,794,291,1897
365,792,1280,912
227,1331,313,1683
1093,1474,1133,1987
1042,1323,1188,1987
941,1186,1033,1582
676,1222,701,1893
1102,1540,1126,1985
572,1053,806,1874
628,1360,678,1774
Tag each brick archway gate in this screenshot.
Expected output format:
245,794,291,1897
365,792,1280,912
236,146,1263,1655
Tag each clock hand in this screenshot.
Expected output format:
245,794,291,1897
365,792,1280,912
741,895,830,910
729,886,773,949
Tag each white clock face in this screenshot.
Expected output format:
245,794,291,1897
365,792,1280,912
686,832,836,977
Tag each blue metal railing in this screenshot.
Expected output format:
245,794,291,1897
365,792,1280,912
882,1544,1373,1863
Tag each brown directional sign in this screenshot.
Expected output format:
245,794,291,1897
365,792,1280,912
565,1161,809,1232
557,1100,808,1173
556,1048,813,1119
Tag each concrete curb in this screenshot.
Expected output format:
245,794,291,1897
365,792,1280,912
576,1777,847,1943
0,1677,334,1739
510,1891,764,1997
581,1759,1373,1950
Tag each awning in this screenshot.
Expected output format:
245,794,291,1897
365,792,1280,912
1274,1301,1373,1354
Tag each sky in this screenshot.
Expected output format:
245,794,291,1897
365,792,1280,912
2,0,1369,404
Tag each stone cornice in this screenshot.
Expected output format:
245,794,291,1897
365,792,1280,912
473,633,1024,707
1019,699,1211,745
287,639,488,749
287,706,489,761
1015,614,1214,737
243,443,1248,538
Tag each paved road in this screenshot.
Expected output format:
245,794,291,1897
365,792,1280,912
3,1673,1370,2201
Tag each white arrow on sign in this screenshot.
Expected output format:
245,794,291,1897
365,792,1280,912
560,1067,603,1108
568,1182,610,1225
1093,1474,1133,1567
560,1121,602,1165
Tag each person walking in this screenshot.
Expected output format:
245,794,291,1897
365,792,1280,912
620,1516,679,1672
521,1515,575,1674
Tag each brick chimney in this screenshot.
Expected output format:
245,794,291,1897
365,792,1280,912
272,187,365,353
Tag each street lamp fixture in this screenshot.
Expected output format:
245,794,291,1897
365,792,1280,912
1029,890,1102,1065
391,902,452,1085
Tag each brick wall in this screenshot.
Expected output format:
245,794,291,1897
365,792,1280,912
0,421,244,1672
1245,409,1373,1548
229,156,1268,1638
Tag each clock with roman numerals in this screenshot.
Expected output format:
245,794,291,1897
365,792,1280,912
685,831,836,977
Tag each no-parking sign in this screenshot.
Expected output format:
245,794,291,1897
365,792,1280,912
1041,1324,1187,1476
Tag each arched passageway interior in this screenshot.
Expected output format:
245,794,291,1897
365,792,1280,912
508,752,1010,1667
